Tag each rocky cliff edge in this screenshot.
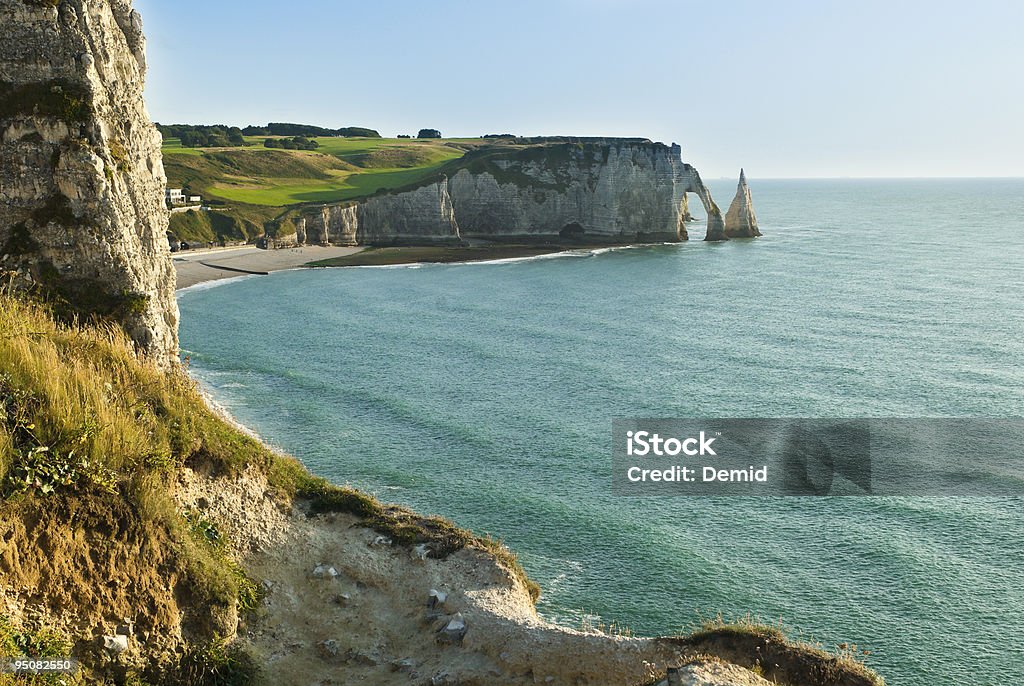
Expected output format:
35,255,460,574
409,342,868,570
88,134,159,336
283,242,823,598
0,0,177,367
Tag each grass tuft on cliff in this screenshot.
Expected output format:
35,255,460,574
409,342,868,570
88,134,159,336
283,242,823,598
654,614,885,686
0,291,542,679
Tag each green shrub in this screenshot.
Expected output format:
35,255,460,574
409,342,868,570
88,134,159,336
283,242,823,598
109,139,130,173
0,615,71,660
176,636,258,686
0,81,91,124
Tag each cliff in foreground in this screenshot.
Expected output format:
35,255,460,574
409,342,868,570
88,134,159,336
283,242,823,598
0,296,883,686
0,0,177,367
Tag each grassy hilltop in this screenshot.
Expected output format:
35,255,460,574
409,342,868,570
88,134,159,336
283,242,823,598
162,136,485,244
160,133,666,246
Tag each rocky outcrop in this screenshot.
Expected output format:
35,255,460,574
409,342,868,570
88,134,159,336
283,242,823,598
300,204,359,246
723,169,760,238
357,179,460,245
0,0,177,366
300,140,730,246
297,180,460,247
448,141,726,243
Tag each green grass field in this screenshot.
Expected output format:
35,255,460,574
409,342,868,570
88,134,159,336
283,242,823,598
160,137,204,156
162,136,474,207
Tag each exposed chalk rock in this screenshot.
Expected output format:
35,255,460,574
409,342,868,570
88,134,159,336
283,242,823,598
723,169,761,238
310,564,339,579
301,180,460,246
427,589,447,609
413,543,431,560
447,141,727,242
437,612,467,643
0,0,178,366
300,140,729,245
357,180,461,245
102,634,129,655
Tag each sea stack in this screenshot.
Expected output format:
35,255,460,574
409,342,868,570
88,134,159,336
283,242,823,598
723,169,761,238
0,0,179,367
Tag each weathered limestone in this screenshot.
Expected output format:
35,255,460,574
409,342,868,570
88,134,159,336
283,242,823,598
447,140,728,242
0,0,178,366
356,180,460,245
298,180,460,247
301,204,359,246
299,140,729,245
723,169,761,238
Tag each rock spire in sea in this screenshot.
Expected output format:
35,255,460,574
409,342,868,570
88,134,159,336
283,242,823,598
723,169,761,238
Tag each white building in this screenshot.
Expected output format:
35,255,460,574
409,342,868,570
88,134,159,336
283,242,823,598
165,189,201,207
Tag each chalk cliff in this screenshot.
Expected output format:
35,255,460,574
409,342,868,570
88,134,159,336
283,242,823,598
0,0,177,366
301,140,730,245
448,140,728,242
297,180,460,246
724,168,761,238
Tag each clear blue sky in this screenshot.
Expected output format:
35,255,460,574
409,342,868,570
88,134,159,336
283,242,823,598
134,0,1023,178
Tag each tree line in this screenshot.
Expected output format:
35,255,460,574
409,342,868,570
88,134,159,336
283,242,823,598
241,123,380,138
157,124,244,148
157,122,381,148
263,136,320,151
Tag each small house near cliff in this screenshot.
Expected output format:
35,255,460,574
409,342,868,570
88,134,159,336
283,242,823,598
165,188,202,208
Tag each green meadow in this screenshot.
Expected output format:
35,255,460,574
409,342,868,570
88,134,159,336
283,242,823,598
162,136,474,207
160,137,204,156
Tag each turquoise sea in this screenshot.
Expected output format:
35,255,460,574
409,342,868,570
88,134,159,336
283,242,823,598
178,179,1024,686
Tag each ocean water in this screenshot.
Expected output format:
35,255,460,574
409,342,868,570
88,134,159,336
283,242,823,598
178,179,1024,686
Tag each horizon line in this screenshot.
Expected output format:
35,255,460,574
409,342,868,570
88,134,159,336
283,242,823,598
715,176,1024,181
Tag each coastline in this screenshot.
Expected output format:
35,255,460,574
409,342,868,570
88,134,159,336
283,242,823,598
183,370,880,686
306,243,627,268
173,244,364,290
174,243,661,290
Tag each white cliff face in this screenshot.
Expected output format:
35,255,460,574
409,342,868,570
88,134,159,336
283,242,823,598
302,204,359,246
448,141,728,242
0,0,178,367
724,169,760,238
448,142,685,242
299,140,728,246
300,181,460,247
356,180,460,245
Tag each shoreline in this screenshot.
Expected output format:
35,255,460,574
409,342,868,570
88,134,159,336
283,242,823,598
174,242,666,290
172,244,364,290
306,243,627,268
184,368,881,686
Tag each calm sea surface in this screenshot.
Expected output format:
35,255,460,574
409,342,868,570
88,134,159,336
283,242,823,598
178,179,1024,686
